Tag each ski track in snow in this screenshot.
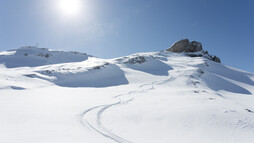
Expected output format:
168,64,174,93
81,76,175,143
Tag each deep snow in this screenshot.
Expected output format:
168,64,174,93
0,47,254,143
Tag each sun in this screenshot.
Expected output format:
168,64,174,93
57,0,82,17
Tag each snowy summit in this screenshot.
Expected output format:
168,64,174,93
0,40,254,143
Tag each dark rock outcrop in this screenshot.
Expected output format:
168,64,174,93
166,39,202,53
124,56,147,64
212,55,221,63
190,41,202,52
166,39,221,63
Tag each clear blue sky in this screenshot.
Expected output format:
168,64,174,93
0,0,253,72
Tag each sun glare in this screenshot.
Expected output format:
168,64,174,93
57,0,82,17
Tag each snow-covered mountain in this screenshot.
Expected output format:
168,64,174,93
0,46,92,68
0,45,254,143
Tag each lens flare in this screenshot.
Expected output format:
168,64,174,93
57,0,82,17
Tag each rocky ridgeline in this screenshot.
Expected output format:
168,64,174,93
166,39,221,63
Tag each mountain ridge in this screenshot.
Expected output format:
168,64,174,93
0,42,254,143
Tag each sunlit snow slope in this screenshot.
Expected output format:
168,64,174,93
0,47,254,143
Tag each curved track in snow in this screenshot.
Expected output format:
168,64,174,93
81,76,174,143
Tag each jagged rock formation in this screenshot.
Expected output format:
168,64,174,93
190,41,202,52
166,39,221,63
166,39,202,53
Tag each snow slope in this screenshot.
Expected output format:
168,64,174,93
0,47,254,143
0,46,92,68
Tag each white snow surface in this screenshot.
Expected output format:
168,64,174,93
0,47,254,143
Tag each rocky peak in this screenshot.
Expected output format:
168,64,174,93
166,39,221,63
166,39,202,53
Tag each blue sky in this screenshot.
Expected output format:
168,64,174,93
0,0,253,72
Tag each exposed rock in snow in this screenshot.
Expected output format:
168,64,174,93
212,55,221,63
124,56,147,64
166,39,203,53
190,41,203,52
166,39,191,53
166,39,221,63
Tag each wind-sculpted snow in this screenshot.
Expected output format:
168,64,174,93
115,54,173,76
0,46,91,68
196,60,253,95
125,57,172,76
25,57,129,87
205,62,254,86
49,64,128,88
202,72,251,94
